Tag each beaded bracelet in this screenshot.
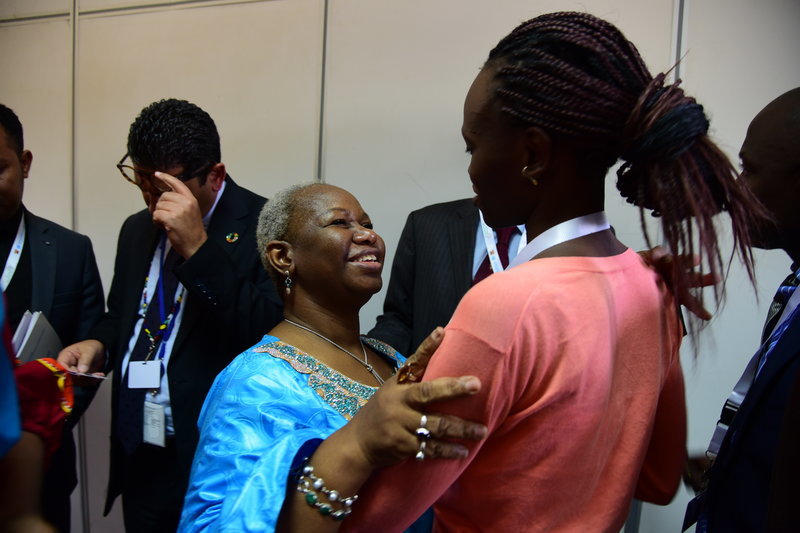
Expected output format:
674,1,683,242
296,463,359,521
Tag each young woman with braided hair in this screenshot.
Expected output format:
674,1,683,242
272,12,768,533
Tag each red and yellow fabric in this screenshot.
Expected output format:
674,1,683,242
14,357,74,466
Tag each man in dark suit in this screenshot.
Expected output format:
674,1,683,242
58,99,283,532
369,198,523,355
687,87,800,532
0,103,105,532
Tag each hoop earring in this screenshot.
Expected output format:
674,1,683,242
284,270,293,295
521,165,538,186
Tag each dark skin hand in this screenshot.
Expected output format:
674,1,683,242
639,246,719,321
684,454,713,493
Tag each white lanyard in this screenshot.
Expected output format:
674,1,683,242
508,212,611,269
478,211,526,274
1,216,26,292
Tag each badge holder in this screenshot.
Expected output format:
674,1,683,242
128,360,166,447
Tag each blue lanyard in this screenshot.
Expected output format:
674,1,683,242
152,234,184,361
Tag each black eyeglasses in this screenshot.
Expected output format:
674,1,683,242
116,153,212,193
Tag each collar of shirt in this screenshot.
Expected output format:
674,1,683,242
201,178,227,228
472,215,527,277
508,211,610,269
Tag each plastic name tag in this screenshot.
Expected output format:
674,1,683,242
143,401,166,447
128,361,161,389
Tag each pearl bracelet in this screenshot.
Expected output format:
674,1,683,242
296,463,358,521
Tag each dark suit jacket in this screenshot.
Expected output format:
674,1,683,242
25,208,105,348
90,177,283,514
23,208,105,532
766,363,800,531
24,208,105,425
704,303,800,532
368,199,478,356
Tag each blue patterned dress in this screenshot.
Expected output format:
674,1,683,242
178,334,403,532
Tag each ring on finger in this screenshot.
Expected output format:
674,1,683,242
396,362,423,384
415,413,431,438
415,427,431,438
415,440,426,461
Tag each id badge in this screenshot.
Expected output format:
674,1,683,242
128,360,161,389
143,401,166,447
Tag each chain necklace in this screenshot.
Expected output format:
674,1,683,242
284,318,384,385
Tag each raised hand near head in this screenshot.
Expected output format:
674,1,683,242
152,172,208,259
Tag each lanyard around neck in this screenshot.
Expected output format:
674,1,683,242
478,211,526,275
508,212,611,269
140,234,185,361
1,216,26,292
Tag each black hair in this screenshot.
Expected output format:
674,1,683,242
486,11,770,332
0,103,24,156
127,99,220,185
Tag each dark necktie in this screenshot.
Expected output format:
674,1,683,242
473,226,517,285
117,246,182,454
761,270,800,344
755,269,800,376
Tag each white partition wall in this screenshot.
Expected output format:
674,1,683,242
0,16,73,227
1,1,799,531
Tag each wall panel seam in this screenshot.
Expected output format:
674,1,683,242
0,0,272,25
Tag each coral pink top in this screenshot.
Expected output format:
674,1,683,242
345,250,685,533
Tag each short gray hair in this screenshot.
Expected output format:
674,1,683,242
256,182,319,275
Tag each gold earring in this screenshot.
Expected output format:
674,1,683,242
521,165,538,186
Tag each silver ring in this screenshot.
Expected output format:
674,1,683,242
415,427,431,438
415,440,426,461
420,414,427,429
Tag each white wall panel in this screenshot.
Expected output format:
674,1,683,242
0,1,69,20
0,19,73,227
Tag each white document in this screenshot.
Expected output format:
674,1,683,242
12,310,63,363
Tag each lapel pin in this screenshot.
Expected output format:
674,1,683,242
225,232,239,243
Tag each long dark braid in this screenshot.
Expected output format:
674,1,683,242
486,11,768,328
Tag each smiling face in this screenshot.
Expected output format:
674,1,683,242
462,67,539,229
289,184,385,307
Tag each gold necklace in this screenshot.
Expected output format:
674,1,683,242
284,319,384,385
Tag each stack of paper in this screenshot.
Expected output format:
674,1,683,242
12,310,63,363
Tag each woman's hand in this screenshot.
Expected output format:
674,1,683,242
349,326,486,467
345,371,486,470
639,246,719,320
395,326,445,384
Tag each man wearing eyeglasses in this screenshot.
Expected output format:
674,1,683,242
58,99,283,532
